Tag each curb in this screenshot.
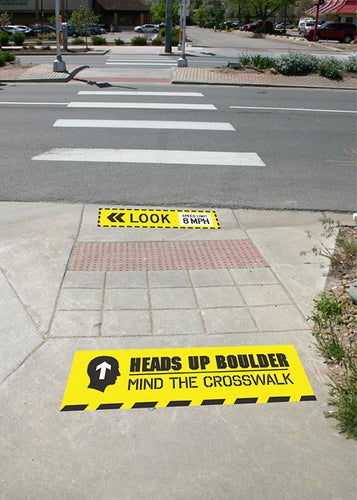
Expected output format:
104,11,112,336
171,78,357,90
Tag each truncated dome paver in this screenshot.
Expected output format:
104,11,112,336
68,240,267,272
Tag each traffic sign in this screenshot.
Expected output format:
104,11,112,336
98,208,220,229
61,345,316,411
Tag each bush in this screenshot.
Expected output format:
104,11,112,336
91,35,107,45
0,31,9,47
275,52,318,75
131,36,147,46
0,50,16,65
318,57,343,80
151,36,163,46
72,37,86,45
114,37,124,45
11,31,25,46
238,53,276,70
249,54,276,69
159,27,179,45
344,55,357,73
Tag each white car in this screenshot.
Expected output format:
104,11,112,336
298,19,316,35
134,24,159,34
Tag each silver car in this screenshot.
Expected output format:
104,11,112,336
134,24,159,34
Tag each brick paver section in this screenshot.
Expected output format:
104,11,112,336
1,63,356,88
68,240,267,271
173,67,357,89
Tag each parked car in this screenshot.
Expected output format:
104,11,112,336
134,24,159,34
2,25,32,35
275,22,294,30
31,24,56,35
61,23,78,37
298,19,315,35
304,21,356,43
1,26,19,35
244,20,274,32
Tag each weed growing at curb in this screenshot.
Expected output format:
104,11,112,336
306,217,357,439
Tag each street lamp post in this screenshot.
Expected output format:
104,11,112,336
53,0,66,72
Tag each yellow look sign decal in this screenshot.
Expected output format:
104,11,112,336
98,208,220,229
61,346,316,412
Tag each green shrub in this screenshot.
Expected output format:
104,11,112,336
0,50,16,65
151,36,163,46
0,31,9,47
238,53,276,70
250,54,276,69
131,36,147,46
91,35,107,45
11,31,25,46
318,57,343,80
344,55,357,73
275,52,318,75
72,37,86,45
238,53,252,66
159,27,179,45
114,37,124,45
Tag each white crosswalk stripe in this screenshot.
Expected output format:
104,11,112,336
67,102,216,110
106,56,177,67
54,119,235,131
32,149,265,166
77,91,204,97
32,89,266,168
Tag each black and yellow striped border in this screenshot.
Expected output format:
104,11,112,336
61,395,316,411
97,208,220,230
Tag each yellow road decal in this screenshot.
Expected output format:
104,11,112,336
98,208,220,229
60,346,316,411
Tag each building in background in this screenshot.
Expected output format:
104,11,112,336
305,0,357,24
0,0,150,28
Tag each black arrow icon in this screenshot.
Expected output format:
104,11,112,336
107,212,125,223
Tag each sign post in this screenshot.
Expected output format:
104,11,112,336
178,0,189,67
53,0,66,72
313,0,324,42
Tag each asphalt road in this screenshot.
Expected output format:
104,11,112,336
0,82,355,211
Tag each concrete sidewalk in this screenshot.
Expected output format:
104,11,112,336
0,202,356,499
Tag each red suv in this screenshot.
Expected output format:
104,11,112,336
244,20,274,33
304,21,356,43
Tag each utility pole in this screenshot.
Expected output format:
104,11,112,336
313,0,324,42
178,0,188,67
53,0,66,72
165,0,173,53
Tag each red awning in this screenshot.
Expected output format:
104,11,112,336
305,0,357,16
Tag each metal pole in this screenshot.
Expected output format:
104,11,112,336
313,1,322,42
53,0,66,72
178,0,188,67
165,0,173,53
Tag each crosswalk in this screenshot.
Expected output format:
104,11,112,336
32,89,266,168
105,55,178,68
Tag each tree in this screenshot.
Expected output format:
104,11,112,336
0,12,11,27
248,0,296,21
70,6,99,49
148,0,180,26
192,0,225,27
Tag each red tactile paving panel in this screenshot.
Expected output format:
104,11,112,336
68,240,267,272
